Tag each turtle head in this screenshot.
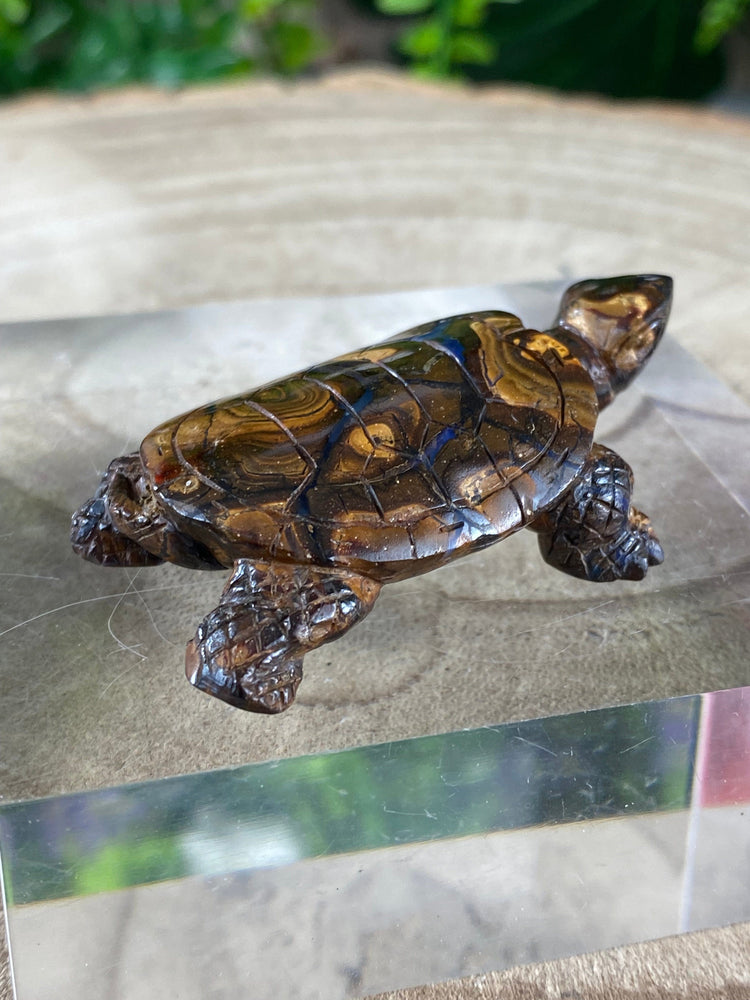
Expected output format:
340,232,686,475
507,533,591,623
553,275,672,407
71,459,165,568
72,454,223,570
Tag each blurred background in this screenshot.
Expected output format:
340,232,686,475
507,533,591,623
1,0,749,105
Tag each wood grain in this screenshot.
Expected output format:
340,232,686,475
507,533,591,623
365,922,750,1000
2,70,749,1000
1,69,750,403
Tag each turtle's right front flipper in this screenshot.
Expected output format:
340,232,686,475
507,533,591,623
530,443,663,583
186,559,381,713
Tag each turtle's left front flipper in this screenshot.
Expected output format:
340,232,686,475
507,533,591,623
185,559,381,713
530,444,663,583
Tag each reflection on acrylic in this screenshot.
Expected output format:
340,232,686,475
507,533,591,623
1,688,748,1000
0,693,703,906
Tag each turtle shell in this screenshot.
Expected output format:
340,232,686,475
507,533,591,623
140,312,598,582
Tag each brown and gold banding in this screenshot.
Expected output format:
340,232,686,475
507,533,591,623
139,312,598,580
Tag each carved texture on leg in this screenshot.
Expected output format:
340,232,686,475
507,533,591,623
186,560,381,714
532,444,663,582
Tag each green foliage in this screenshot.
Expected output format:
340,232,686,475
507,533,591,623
0,0,747,98
373,0,522,76
371,0,740,97
0,0,324,95
696,0,750,51
73,836,184,896
376,0,433,15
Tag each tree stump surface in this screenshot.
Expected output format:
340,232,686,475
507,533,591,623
2,69,749,1000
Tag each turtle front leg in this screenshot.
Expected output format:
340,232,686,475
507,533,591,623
185,559,382,713
530,444,664,583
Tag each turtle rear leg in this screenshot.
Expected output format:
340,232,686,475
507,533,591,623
530,444,663,582
185,559,382,714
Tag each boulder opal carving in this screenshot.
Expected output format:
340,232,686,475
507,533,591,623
72,275,671,713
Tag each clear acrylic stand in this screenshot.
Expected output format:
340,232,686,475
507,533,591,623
1,282,749,997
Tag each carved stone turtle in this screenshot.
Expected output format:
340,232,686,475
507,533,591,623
72,275,671,714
